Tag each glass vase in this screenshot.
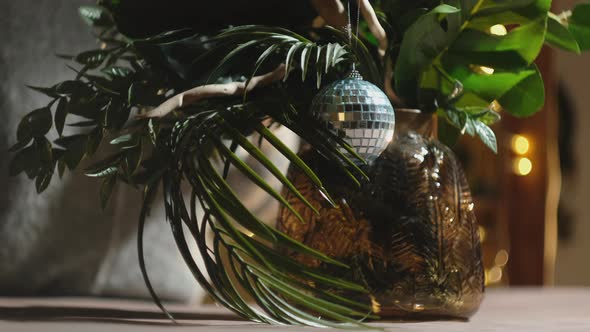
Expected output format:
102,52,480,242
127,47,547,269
276,109,484,319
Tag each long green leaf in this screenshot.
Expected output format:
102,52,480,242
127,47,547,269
316,45,324,89
210,135,307,223
221,122,320,215
246,237,367,293
545,12,581,53
137,191,176,322
254,123,336,206
283,42,304,82
497,64,545,117
207,38,270,83
570,3,590,51
249,266,376,324
196,152,277,241
243,43,280,100
300,44,312,81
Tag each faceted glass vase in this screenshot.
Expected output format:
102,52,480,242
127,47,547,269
276,109,484,319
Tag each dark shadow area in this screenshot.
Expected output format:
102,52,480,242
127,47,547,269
0,1,15,226
0,304,244,326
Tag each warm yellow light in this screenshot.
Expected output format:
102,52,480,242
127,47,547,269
370,295,382,314
470,64,495,75
495,249,509,267
511,135,530,155
488,266,503,284
490,100,503,113
413,303,425,312
490,24,508,36
478,226,487,243
479,66,495,75
338,112,345,121
514,157,533,176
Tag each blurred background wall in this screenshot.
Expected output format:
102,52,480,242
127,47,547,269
0,0,203,301
0,0,295,300
554,0,590,287
0,0,589,294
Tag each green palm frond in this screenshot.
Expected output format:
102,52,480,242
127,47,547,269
156,109,379,327
11,0,590,329
9,5,381,328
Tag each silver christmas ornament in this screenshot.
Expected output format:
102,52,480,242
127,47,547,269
311,71,395,162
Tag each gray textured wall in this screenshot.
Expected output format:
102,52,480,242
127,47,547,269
0,0,298,300
0,0,94,227
0,0,201,300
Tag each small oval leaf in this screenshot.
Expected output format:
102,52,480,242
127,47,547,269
79,6,113,27
100,176,117,209
55,80,91,96
54,97,68,136
75,50,108,68
17,107,52,141
35,166,54,194
9,146,39,176
86,166,118,178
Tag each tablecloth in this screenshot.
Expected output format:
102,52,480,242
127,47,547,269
1,287,588,331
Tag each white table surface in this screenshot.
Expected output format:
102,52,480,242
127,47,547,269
1,287,589,331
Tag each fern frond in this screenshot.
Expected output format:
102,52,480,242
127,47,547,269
10,9,383,328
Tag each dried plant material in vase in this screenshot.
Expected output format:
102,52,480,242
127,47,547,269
277,110,484,319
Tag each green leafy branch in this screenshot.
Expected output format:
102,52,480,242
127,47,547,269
9,1,590,329
150,105,378,327
379,0,590,152
9,4,383,328
10,6,179,202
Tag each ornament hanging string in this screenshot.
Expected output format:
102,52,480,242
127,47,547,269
347,0,361,72
310,0,396,163
140,0,393,119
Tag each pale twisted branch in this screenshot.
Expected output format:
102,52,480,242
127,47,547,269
311,0,348,28
312,0,402,105
358,0,387,57
312,0,387,56
384,58,403,106
139,0,398,119
138,64,286,119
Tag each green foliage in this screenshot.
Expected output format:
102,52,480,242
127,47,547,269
17,107,53,142
546,13,581,53
9,6,375,327
8,0,590,329
386,0,554,150
376,0,590,150
79,5,113,27
569,4,590,50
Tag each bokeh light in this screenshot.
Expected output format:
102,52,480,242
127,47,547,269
514,157,533,176
511,135,530,155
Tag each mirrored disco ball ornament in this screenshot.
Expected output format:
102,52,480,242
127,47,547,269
311,70,395,162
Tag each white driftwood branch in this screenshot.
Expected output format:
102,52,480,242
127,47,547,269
310,0,347,28
358,0,387,57
138,0,395,119
312,0,396,104
311,0,388,56
384,57,403,106
355,1,401,105
137,65,286,119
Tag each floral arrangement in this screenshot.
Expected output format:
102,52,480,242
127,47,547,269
9,0,590,328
